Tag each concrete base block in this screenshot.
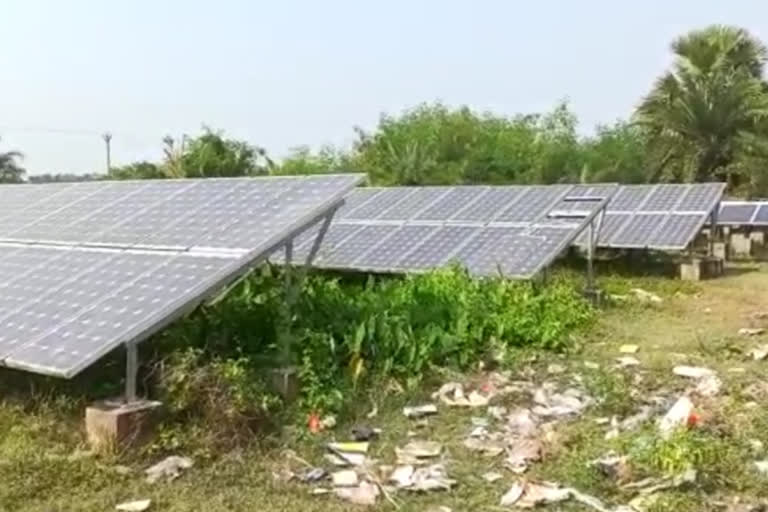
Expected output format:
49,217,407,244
750,231,766,246
680,257,725,281
85,399,162,452
730,233,753,258
712,242,728,261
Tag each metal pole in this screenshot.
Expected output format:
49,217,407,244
709,207,718,257
102,132,112,174
125,342,138,403
586,219,595,290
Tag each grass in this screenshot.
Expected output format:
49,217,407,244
3,262,768,511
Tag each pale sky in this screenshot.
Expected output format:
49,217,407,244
1,0,767,175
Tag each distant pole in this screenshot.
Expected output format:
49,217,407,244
102,132,112,173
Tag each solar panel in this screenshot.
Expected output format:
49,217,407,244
716,201,768,226
303,184,615,279
596,183,725,250
0,175,363,377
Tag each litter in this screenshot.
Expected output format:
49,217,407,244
616,356,641,368
331,470,359,487
673,366,715,379
619,344,639,354
396,441,442,464
299,467,328,483
504,439,543,473
463,437,505,457
326,441,369,466
547,363,566,374
351,426,381,442
325,452,366,467
500,481,571,508
366,404,378,419
410,464,457,492
488,406,509,420
144,456,194,484
659,396,697,438
328,442,369,454
334,481,380,506
471,416,490,428
592,452,630,482
739,327,766,337
532,387,590,417
622,468,697,495
310,488,331,495
630,288,663,304
754,460,768,475
750,439,765,455
620,406,655,431
695,374,723,397
389,465,415,488
321,415,337,430
433,382,489,408
505,408,539,438
584,361,600,370
115,500,151,512
749,345,768,361
403,404,438,418
483,471,504,483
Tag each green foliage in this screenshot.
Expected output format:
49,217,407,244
0,137,25,183
274,145,352,176
160,267,593,413
108,161,166,180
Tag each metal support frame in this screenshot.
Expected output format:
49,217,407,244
586,208,605,291
125,341,138,403
708,205,719,257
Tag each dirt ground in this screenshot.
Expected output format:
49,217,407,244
2,263,768,512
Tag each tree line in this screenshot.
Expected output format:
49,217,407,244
2,25,767,196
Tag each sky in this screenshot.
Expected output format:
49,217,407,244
1,1,768,175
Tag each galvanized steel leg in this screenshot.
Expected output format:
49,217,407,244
709,208,718,257
125,342,138,403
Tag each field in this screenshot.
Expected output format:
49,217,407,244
2,262,768,512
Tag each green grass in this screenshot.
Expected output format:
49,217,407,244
2,263,768,511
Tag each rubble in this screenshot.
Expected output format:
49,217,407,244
673,366,715,379
504,439,543,473
619,344,640,354
331,470,359,487
433,382,490,407
145,456,194,484
616,356,641,368
630,288,663,304
749,345,768,361
658,396,696,438
739,328,766,337
396,441,442,464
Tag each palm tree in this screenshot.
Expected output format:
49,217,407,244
0,138,26,183
635,25,768,189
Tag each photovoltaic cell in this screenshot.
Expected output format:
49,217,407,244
0,175,363,377
496,186,570,222
643,185,687,211
317,224,399,267
755,205,768,223
453,187,525,222
377,188,450,220
610,186,654,211
607,214,665,247
414,188,488,221
677,183,724,211
360,225,439,269
397,225,481,269
345,188,418,219
718,204,758,224
646,215,704,248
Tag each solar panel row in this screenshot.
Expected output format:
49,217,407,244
718,201,768,225
275,184,615,279
0,175,363,378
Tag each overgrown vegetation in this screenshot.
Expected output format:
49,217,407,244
155,267,593,419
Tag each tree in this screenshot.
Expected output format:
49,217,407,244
108,161,166,180
635,25,768,191
180,127,274,178
273,145,351,176
0,138,26,183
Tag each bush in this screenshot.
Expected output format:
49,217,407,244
157,266,594,414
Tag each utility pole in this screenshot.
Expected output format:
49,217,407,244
102,132,112,174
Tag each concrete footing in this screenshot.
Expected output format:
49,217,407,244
582,287,604,306
680,257,725,281
268,367,300,401
85,399,162,452
730,233,753,258
712,242,728,261
750,231,766,246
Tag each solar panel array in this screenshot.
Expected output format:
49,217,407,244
574,183,725,250
0,175,362,378
717,201,768,226
273,184,615,279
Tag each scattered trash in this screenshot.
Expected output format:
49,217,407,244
616,356,641,368
505,408,539,438
695,374,722,397
621,468,697,495
145,456,194,484
505,439,543,473
325,452,366,467
488,406,508,420
463,437,505,457
308,413,322,433
673,366,715,379
334,481,380,506
630,288,663,304
310,488,331,495
754,460,768,475
750,439,765,455
749,345,768,361
299,467,328,483
366,404,379,419
331,470,359,487
739,328,766,337
433,382,489,408
396,441,442,464
659,396,696,438
547,363,566,374
500,481,571,508
619,344,639,354
410,464,457,491
389,465,415,488
532,386,591,417
584,361,600,370
115,500,151,512
403,404,438,418
425,507,452,512
352,426,381,442
483,471,503,483
321,415,337,430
